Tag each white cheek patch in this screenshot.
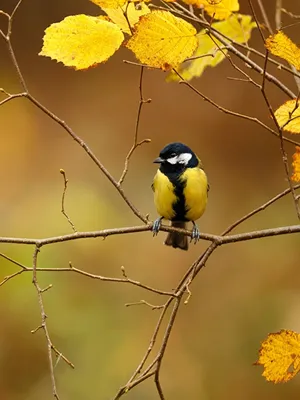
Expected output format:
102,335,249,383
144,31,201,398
167,156,179,164
177,153,192,164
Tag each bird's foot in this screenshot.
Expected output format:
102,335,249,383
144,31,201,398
191,222,201,244
152,217,163,236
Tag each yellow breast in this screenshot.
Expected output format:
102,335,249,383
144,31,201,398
181,167,208,222
152,170,177,220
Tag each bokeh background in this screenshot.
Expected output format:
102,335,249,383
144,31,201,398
0,0,300,399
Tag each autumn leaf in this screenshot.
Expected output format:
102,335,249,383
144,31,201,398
274,99,300,133
182,0,239,20
256,330,300,383
265,31,300,70
39,15,124,70
103,2,150,35
126,10,198,70
91,0,127,10
168,14,256,81
292,147,300,182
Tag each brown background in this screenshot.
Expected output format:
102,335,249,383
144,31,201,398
0,0,300,399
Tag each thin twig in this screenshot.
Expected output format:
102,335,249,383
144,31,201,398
275,0,282,29
125,300,165,310
154,297,182,400
123,59,161,69
257,0,273,34
0,269,26,286
59,169,76,232
32,246,60,399
118,67,151,185
0,251,28,270
281,8,300,19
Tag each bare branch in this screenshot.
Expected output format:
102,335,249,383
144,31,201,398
0,221,299,248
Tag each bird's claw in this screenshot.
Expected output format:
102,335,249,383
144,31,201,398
152,217,163,236
191,222,201,244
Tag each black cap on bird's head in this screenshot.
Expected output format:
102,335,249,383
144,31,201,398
153,142,199,169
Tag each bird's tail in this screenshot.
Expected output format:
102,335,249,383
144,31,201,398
164,221,188,251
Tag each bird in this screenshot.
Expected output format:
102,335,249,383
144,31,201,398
152,142,209,250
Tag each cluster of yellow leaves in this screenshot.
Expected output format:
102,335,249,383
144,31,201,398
168,14,256,81
40,7,198,70
40,0,250,71
256,330,300,383
266,32,300,182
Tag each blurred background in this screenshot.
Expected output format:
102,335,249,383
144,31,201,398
0,0,300,399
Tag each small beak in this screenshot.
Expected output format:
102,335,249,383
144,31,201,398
153,157,164,164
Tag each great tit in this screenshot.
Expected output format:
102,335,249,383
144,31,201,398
152,142,209,250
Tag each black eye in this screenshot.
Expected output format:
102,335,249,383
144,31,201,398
170,153,176,157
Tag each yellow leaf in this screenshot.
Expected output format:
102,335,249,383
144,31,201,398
255,330,300,383
39,15,124,70
274,99,300,133
91,0,127,10
103,2,150,35
126,11,198,69
182,0,239,20
292,147,300,182
265,31,300,71
168,14,256,81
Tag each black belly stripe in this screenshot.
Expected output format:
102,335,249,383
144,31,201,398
168,172,188,221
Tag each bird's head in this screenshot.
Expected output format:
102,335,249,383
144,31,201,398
153,142,199,172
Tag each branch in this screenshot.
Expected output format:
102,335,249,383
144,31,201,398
0,218,298,249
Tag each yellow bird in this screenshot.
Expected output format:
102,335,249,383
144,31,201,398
152,142,209,250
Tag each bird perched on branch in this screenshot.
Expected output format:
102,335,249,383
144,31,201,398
152,142,209,250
